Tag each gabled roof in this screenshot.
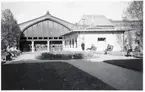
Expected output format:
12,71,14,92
19,11,77,32
19,12,130,38
78,15,114,27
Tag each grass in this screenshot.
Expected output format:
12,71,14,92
37,51,95,60
104,59,143,72
2,62,115,90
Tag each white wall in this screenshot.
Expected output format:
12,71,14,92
63,32,124,51
78,32,123,51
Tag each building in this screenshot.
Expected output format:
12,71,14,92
19,11,126,52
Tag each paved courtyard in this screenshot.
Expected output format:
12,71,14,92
12,51,136,62
2,51,143,90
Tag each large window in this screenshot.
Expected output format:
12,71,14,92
65,40,67,48
70,40,71,48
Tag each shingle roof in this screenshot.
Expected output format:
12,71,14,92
78,15,114,27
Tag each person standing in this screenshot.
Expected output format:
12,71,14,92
81,42,85,51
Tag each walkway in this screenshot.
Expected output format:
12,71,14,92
64,60,142,90
13,51,45,61
87,54,136,62
4,51,143,90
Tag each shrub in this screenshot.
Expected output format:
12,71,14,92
1,49,21,61
38,51,84,60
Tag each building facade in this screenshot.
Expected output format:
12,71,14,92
19,11,125,52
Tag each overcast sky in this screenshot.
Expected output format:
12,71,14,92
1,1,130,24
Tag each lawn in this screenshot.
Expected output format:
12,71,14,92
104,59,143,72
2,62,115,90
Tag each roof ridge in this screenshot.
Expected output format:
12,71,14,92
19,13,76,26
18,15,46,25
83,14,105,17
51,15,75,25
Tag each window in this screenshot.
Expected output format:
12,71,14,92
98,38,106,41
75,38,77,48
72,39,74,48
65,40,67,47
59,37,63,39
28,37,32,39
70,40,71,48
49,37,52,39
39,37,42,39
54,37,57,39
44,37,48,39
21,37,26,40
33,37,37,39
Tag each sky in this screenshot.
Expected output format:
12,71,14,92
1,0,131,24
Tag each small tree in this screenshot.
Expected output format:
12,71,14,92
1,9,21,50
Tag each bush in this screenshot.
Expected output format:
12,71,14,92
1,49,22,61
38,51,84,60
132,51,143,58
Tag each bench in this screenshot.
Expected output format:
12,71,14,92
86,45,97,51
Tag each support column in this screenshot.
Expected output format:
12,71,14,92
47,40,49,52
122,32,125,56
31,40,34,53
62,40,65,50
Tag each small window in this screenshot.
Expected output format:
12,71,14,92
21,37,26,39
44,37,48,39
39,37,42,39
28,37,32,39
98,38,106,41
54,37,57,39
33,37,37,39
59,37,62,39
49,37,52,39
65,40,67,45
